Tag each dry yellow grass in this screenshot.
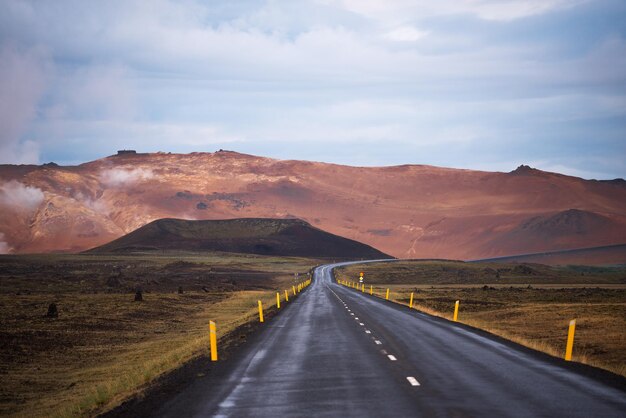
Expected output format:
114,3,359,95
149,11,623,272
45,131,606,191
336,262,626,377
0,253,318,418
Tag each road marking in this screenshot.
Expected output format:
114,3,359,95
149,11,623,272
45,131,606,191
350,313,354,315
388,355,397,361
365,330,371,334
375,340,382,345
359,323,365,326
355,317,359,320
381,349,387,354
407,377,420,386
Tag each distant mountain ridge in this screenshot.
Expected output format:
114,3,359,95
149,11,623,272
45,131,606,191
0,150,625,259
87,217,391,259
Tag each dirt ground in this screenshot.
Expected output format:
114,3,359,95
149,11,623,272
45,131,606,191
0,253,320,417
337,261,626,377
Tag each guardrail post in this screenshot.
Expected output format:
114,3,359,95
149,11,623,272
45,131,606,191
258,300,264,323
409,292,414,309
209,321,218,361
385,288,390,300
565,319,576,361
453,300,459,322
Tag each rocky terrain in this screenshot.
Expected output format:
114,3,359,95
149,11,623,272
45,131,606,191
1,150,625,260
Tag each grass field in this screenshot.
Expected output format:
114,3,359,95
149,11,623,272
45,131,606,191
336,260,626,377
0,253,320,417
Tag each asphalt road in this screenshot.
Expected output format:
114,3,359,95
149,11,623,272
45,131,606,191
151,261,626,417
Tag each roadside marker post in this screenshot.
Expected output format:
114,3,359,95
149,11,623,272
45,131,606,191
276,292,281,309
293,285,296,296
409,292,414,309
285,289,289,302
453,300,459,322
258,300,264,323
565,319,576,361
361,284,365,292
370,285,373,295
209,321,218,361
386,288,390,300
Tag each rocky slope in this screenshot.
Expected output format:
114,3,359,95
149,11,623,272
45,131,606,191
1,151,625,259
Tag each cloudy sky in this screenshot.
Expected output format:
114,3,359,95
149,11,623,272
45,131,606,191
0,0,625,179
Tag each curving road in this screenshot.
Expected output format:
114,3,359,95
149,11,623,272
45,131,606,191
149,262,626,417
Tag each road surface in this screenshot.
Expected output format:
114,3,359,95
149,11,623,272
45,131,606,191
148,262,626,417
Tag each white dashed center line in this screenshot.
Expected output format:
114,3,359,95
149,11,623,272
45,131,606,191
359,323,365,326
387,355,397,361
365,330,371,334
407,377,420,386
375,340,382,345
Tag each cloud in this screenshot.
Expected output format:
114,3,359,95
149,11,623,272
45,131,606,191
383,26,429,42
0,0,624,179
99,168,155,187
330,0,588,22
0,180,45,210
0,233,12,254
0,44,48,164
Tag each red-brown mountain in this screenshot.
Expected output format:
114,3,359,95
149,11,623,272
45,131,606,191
0,151,624,260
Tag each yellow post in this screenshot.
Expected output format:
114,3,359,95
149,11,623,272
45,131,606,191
276,292,281,309
293,285,296,296
258,300,264,323
385,288,389,300
209,320,217,361
285,289,289,302
361,284,364,292
565,319,576,361
370,285,373,295
409,292,414,309
453,300,459,322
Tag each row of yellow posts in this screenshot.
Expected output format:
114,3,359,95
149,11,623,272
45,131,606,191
337,278,577,362
208,278,312,361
